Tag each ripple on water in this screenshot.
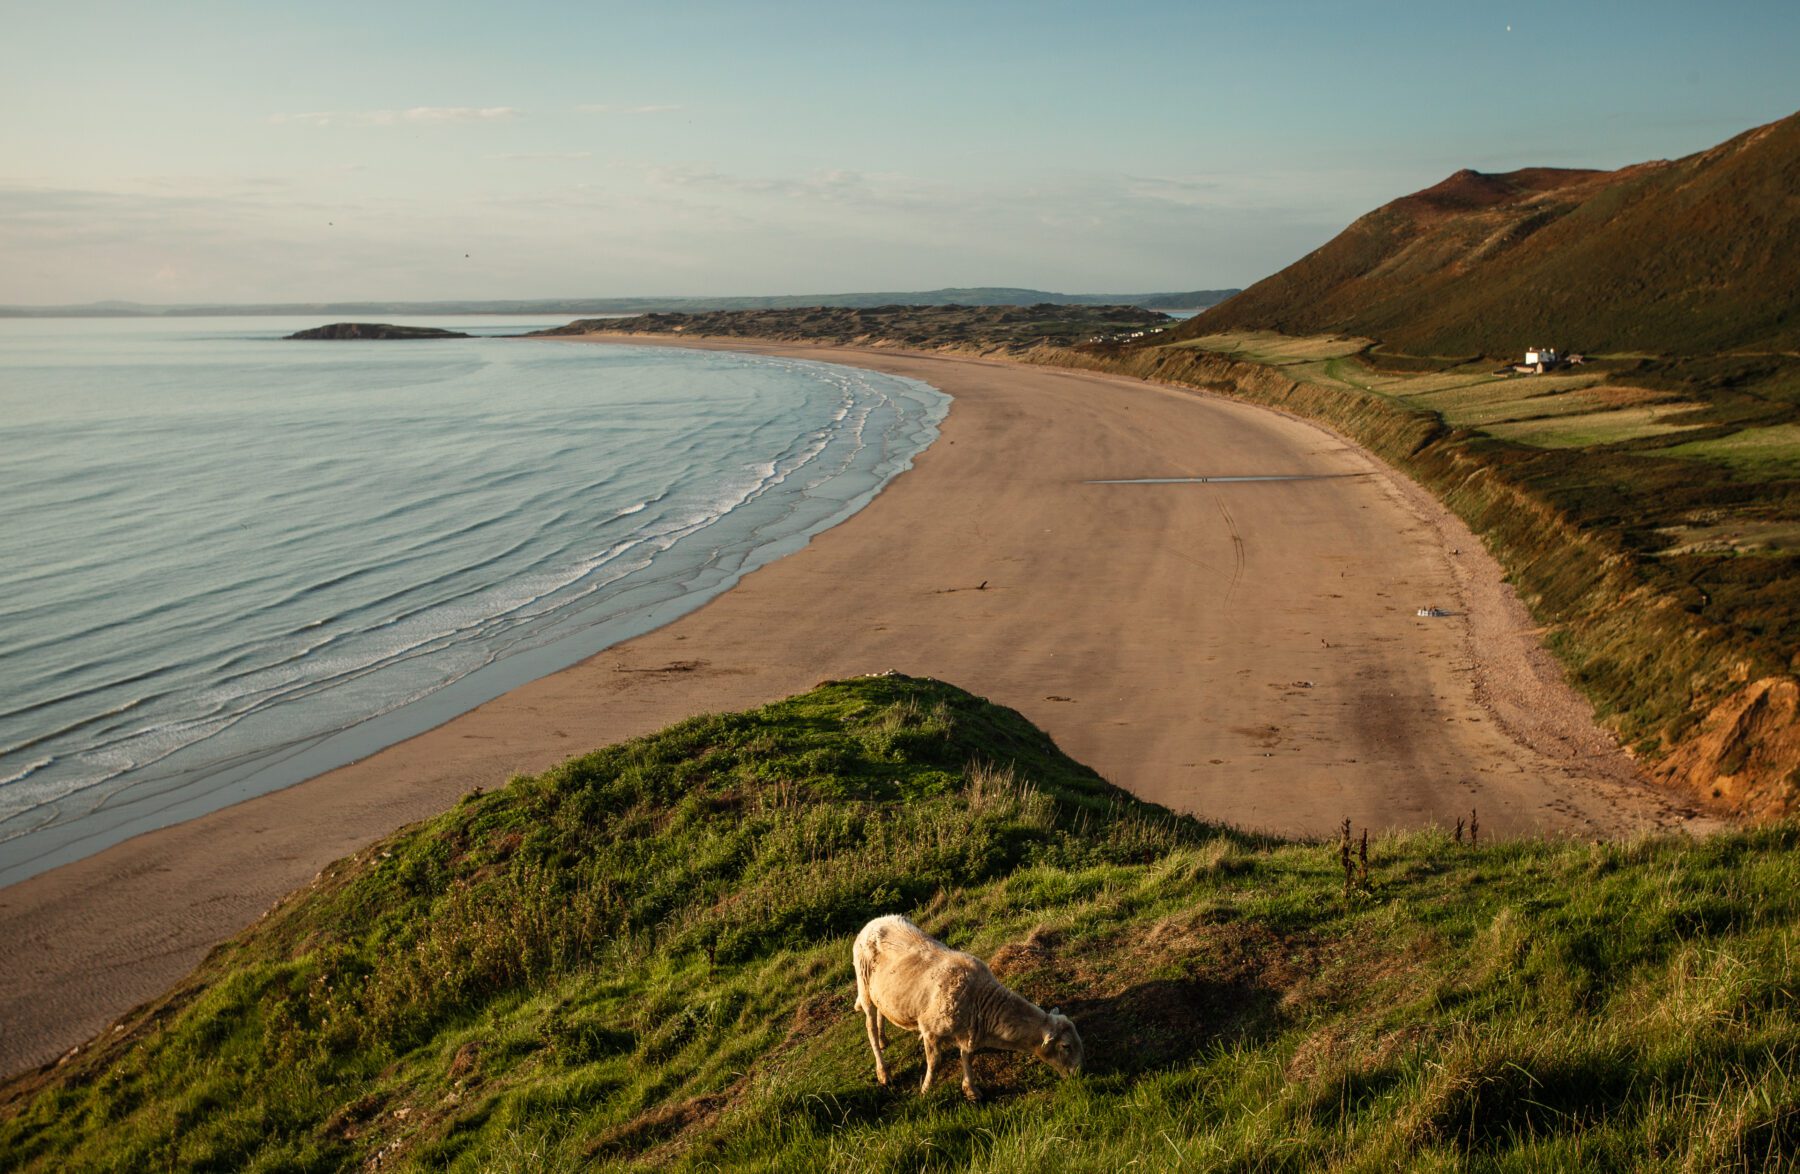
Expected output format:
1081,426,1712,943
0,321,947,883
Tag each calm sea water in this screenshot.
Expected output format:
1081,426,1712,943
0,317,946,884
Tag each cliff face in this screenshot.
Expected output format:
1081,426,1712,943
284,323,471,340
1655,676,1800,818
1179,111,1800,359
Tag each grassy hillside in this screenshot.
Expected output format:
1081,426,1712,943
1180,111,1800,364
4,677,1796,1171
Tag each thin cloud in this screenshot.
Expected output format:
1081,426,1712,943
576,104,684,115
1122,174,1227,207
271,106,522,127
493,151,594,162
644,165,939,209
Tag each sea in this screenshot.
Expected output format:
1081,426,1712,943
0,316,947,886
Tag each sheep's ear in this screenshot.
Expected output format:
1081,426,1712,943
1049,1007,1062,1017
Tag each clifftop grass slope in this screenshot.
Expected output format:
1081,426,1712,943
3,677,1796,1171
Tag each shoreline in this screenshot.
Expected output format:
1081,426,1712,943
0,346,946,890
0,338,1711,1079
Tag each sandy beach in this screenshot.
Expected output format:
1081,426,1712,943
0,339,1707,1079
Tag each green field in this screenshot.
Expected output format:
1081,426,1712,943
1416,385,1631,428
1661,423,1800,480
1482,404,1708,448
1174,332,1712,449
1170,330,1371,366
5,677,1796,1172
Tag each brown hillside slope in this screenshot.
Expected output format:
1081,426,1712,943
1179,111,1800,359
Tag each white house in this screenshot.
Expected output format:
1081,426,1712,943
1524,346,1559,366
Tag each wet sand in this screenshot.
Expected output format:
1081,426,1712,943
0,338,1706,1079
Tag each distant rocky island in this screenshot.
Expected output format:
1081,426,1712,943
285,323,471,340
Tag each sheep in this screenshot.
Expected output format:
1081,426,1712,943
852,914,1083,1100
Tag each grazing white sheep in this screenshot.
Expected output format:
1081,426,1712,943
852,914,1083,1099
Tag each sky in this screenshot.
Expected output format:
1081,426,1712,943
1,0,1795,304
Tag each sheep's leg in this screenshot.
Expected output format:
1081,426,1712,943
959,1045,979,1101
919,1034,939,1094
863,1005,888,1086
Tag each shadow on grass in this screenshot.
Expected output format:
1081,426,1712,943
1064,973,1287,1077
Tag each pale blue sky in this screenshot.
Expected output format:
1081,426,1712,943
1,0,1794,303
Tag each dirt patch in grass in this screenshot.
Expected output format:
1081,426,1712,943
585,1090,736,1163
987,913,1316,1080
778,991,844,1053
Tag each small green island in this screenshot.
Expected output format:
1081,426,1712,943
285,323,472,340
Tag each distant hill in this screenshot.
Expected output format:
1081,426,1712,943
1177,111,1800,359
0,288,1236,319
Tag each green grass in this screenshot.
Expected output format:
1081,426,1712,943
1174,331,1705,445
1662,424,1800,480
4,676,1797,1172
1171,330,1371,366
1481,405,1709,448
1397,377,1602,418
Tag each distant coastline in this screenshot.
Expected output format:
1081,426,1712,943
0,286,1239,320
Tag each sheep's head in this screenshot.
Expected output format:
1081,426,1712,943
1036,1010,1083,1077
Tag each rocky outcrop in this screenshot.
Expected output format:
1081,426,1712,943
285,323,471,340
1655,676,1800,818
